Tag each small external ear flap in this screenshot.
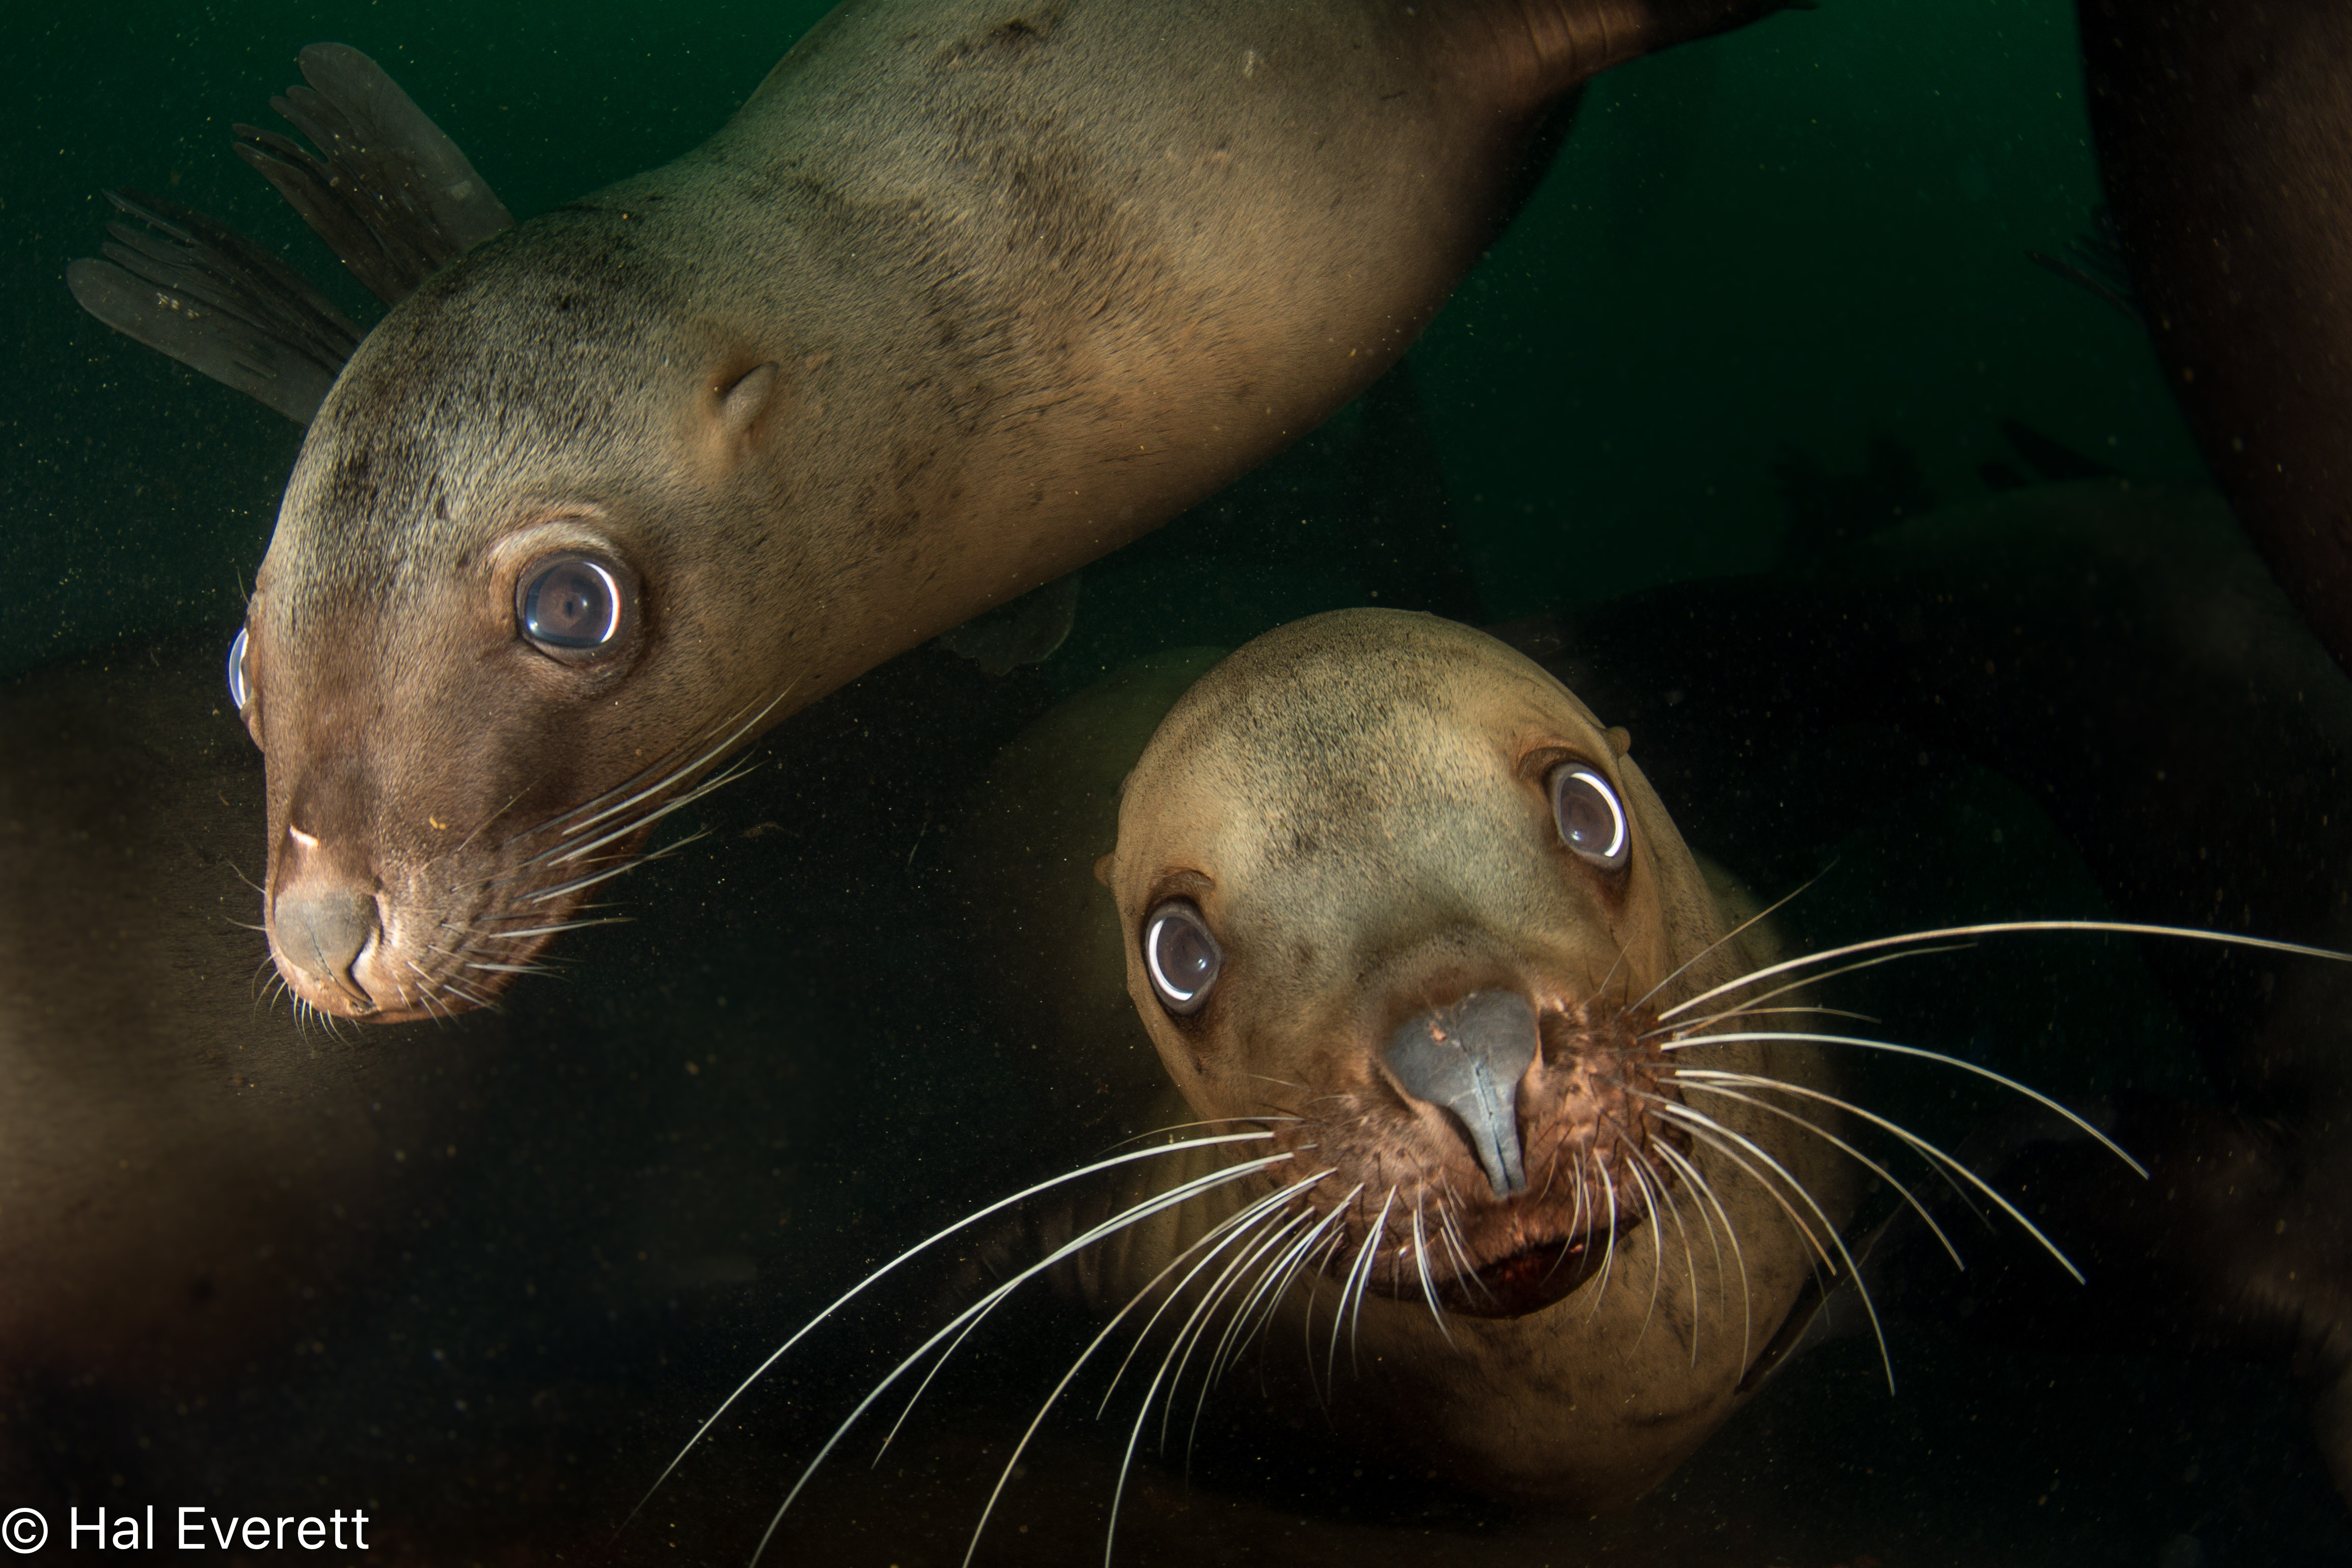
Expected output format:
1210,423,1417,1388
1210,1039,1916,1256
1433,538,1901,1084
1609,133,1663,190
716,362,780,444
1094,852,1116,889
1605,725,1632,758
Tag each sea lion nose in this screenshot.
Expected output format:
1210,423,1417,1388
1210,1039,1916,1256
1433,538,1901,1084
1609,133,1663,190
272,879,381,1013
1382,990,1540,1199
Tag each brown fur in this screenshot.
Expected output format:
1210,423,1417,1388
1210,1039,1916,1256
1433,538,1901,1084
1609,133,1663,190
233,0,1793,1017
1079,611,1850,1506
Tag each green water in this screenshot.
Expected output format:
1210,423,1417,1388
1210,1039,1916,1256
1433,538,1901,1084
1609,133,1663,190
3,4,2341,1565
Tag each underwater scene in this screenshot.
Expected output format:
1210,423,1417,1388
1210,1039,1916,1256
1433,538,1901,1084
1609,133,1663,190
5,0,2350,1562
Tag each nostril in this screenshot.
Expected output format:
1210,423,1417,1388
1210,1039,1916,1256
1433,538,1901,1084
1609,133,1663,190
1383,990,1540,1199
273,882,379,1000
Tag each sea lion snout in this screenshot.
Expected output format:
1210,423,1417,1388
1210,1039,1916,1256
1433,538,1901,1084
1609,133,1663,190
1382,989,1541,1198
271,872,381,1015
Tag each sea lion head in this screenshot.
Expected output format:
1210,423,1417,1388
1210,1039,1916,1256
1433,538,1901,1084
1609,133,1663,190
1103,609,1745,1318
232,210,813,1022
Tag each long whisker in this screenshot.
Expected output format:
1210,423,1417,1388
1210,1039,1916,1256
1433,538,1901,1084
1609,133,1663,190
1676,1068,2087,1282
1588,1157,1621,1316
1648,1098,1894,1393
1652,1139,1750,1369
1671,1072,1968,1270
1644,945,1975,1040
1661,920,2352,1026
1625,868,1829,1017
1664,1029,2147,1178
1100,1186,1314,1568
1100,1115,1304,1152
1095,1183,1301,1423
516,685,794,852
1612,1134,1668,1343
1657,1002,1881,1036
746,1153,1287,1567
970,1176,1327,1568
1331,1188,1396,1383
1409,1198,1453,1346
1631,1143,1699,1362
625,1130,1274,1532
1162,1205,1326,1457
542,759,757,869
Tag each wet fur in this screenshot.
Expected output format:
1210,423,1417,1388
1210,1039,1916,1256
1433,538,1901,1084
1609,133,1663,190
236,0,1794,1018
1086,611,1851,1505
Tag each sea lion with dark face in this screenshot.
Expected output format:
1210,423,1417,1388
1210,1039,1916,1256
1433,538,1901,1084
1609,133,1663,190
218,0,1795,1023
995,609,1851,1506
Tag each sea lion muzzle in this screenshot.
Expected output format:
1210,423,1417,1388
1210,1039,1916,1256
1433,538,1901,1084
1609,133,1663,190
1382,988,1541,1198
270,860,382,1015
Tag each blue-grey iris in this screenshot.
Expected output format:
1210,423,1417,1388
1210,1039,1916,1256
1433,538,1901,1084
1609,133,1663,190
1550,764,1629,868
1144,900,1222,1015
518,555,624,655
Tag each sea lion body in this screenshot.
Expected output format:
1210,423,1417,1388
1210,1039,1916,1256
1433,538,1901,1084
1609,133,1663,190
971,610,1847,1505
233,0,1789,1021
2080,0,2352,673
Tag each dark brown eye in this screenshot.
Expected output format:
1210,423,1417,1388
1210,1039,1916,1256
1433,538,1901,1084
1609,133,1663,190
1143,900,1222,1015
517,554,627,659
1550,764,1629,869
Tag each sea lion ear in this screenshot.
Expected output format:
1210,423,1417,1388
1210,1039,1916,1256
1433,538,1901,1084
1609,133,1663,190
1093,853,1116,889
1605,726,1632,758
716,362,781,445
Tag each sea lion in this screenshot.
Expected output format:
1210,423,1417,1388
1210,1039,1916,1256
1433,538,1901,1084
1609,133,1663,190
214,0,1794,1022
827,608,1847,1518
1079,609,1847,1504
0,631,488,1493
2077,0,2352,674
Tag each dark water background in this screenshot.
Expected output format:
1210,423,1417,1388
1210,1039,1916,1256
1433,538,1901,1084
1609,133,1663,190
4,1,2346,1564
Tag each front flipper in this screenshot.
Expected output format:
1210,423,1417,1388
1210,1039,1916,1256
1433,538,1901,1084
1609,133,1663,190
232,42,514,306
65,189,362,424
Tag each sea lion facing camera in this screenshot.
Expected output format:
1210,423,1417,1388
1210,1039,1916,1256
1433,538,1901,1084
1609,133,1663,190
1066,610,1851,1504
220,0,1796,1022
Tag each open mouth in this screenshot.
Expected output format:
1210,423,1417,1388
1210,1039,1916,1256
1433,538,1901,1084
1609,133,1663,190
1433,1220,1641,1318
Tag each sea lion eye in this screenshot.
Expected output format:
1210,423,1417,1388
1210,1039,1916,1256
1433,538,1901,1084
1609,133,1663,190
517,554,627,659
225,625,254,713
1143,899,1222,1016
1551,764,1629,869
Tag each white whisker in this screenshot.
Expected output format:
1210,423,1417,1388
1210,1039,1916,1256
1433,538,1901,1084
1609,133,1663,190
627,1130,1274,1531
968,1174,1328,1568
1625,870,1828,1016
1652,1139,1751,1370
1661,919,2352,1027
1677,1068,2088,1282
1409,1199,1453,1346
1648,1098,1894,1393
746,1151,1285,1566
1664,1029,2147,1178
